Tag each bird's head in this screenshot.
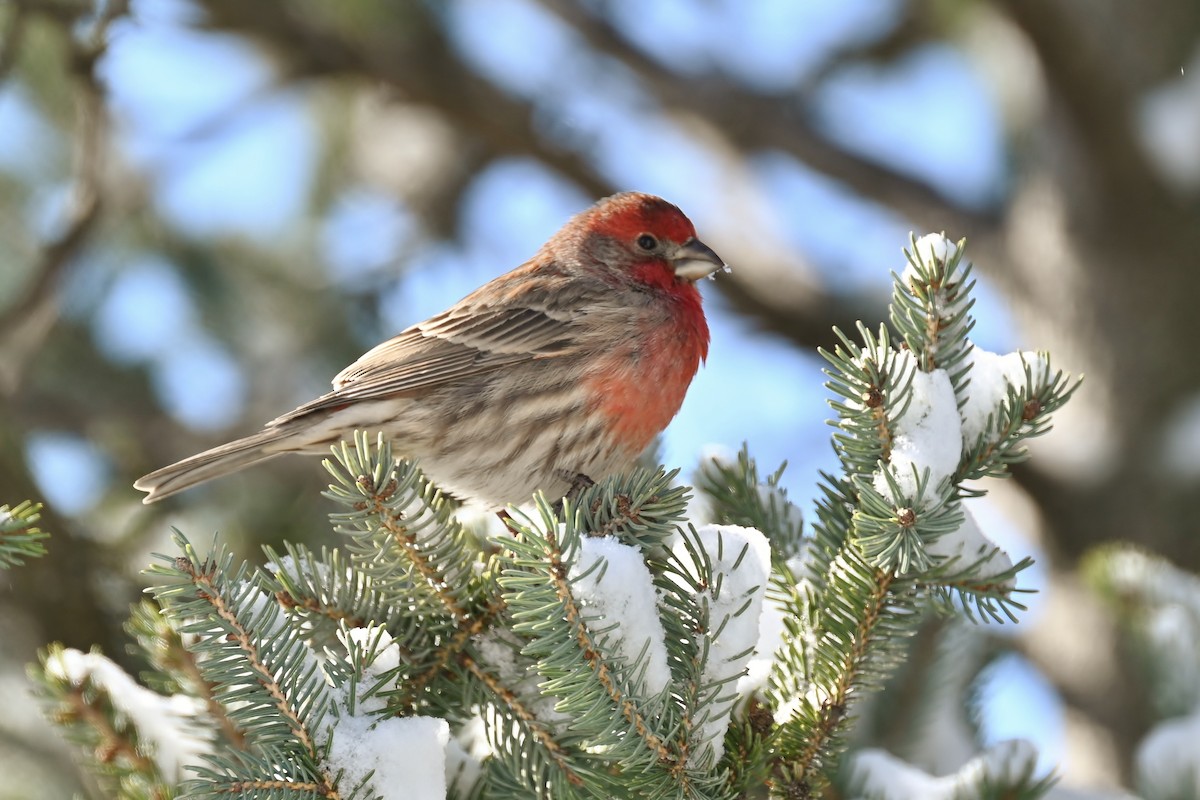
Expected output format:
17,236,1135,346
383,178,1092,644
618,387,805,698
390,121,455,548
569,192,728,292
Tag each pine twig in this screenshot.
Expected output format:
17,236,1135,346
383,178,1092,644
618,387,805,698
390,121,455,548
459,653,585,788
784,569,896,794
177,558,321,762
541,523,684,777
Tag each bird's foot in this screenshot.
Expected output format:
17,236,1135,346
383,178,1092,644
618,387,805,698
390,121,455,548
552,473,596,517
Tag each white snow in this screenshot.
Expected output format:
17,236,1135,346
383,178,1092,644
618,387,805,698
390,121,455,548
907,233,959,280
324,626,454,799
959,347,1046,446
444,714,490,798
851,739,1039,799
739,548,815,706
474,629,568,726
673,524,771,765
738,585,789,703
338,627,402,714
325,713,450,800
45,648,211,781
875,351,962,501
755,482,803,538
924,508,1014,587
852,747,944,798
1136,707,1200,798
569,535,672,697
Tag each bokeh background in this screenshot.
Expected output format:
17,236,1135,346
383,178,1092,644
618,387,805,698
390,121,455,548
2,0,1199,796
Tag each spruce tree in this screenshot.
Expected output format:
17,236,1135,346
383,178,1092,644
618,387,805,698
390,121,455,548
31,235,1083,799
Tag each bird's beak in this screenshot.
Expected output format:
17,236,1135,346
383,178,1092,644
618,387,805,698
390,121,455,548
671,237,728,281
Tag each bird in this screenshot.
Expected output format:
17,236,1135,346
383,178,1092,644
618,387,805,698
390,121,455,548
134,192,726,508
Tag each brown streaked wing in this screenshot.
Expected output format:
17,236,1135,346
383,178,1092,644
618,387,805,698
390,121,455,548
267,304,579,426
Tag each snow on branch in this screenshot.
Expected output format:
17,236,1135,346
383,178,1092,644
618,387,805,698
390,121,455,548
30,231,1077,799
850,740,1053,799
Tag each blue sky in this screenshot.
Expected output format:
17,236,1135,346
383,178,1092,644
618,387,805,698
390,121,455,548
5,0,1061,776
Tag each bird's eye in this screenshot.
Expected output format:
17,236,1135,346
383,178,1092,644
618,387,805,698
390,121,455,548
636,234,658,251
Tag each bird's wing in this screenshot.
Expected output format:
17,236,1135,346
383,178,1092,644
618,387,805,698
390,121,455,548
267,303,578,425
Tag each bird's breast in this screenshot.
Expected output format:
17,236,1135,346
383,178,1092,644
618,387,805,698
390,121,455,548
580,303,708,456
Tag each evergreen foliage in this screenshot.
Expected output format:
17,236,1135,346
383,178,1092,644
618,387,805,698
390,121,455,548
31,236,1079,799
0,499,48,569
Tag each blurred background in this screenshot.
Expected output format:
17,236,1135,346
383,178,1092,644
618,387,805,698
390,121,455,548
1,0,1198,796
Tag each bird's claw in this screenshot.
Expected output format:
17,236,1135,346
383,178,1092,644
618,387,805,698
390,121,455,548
552,473,596,517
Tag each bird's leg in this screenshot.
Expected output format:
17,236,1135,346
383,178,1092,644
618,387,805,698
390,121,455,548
566,472,596,502
552,473,596,518
497,472,595,533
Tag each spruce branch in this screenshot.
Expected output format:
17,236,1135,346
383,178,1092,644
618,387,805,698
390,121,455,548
125,600,249,752
503,503,679,769
762,235,1075,793
891,233,976,378
819,323,915,477
694,446,804,560
770,553,919,796
324,434,474,623
0,499,48,568
497,497,738,799
175,559,316,754
719,703,775,798
390,595,510,719
32,645,177,800
319,436,594,795
457,652,586,792
147,533,341,799
569,470,746,778
183,750,344,800
922,553,1035,624
850,468,964,576
263,544,376,637
475,700,593,800
955,355,1079,486
567,464,690,550
806,474,857,580
320,434,517,718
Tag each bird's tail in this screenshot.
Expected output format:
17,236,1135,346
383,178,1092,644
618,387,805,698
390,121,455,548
134,428,295,504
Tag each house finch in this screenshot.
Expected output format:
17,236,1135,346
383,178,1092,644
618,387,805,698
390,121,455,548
135,192,726,507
